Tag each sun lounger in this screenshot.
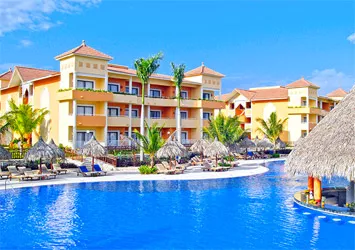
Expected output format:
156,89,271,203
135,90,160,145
93,164,107,176
77,166,100,177
156,164,175,174
41,166,57,179
0,168,10,179
8,166,24,180
53,163,68,174
23,171,47,181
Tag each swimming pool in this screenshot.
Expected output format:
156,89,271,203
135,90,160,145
0,160,354,249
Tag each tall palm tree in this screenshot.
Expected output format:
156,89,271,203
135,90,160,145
134,52,163,160
203,113,246,149
256,112,288,148
133,121,165,167
171,63,185,143
0,99,49,149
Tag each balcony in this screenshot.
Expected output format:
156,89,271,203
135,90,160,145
288,107,322,115
244,123,252,130
182,118,199,128
76,115,106,127
139,96,177,107
112,93,138,104
107,116,130,127
199,100,225,109
57,89,113,102
244,108,252,117
148,117,176,127
300,122,308,130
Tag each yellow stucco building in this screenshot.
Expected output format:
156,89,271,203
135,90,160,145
218,78,347,145
0,41,224,148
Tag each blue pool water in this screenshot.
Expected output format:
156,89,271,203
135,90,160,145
0,160,354,249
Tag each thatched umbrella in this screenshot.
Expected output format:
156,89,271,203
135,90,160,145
190,139,210,159
48,139,65,170
257,137,274,150
0,145,11,160
80,136,107,171
239,137,256,158
24,136,56,173
275,137,286,149
157,135,187,167
204,138,229,167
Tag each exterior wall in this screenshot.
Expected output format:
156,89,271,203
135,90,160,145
288,115,302,142
251,100,289,142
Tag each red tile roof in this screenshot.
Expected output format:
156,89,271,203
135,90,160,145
16,66,59,82
0,69,13,81
286,77,320,89
185,63,225,77
55,40,113,60
219,87,288,102
327,88,347,97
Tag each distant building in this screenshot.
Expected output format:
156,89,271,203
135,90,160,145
217,78,347,144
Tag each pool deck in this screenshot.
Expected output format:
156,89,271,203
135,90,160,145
0,158,282,191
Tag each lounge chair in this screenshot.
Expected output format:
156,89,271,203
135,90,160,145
93,164,107,176
156,164,175,174
8,166,24,180
0,168,10,179
23,171,45,181
41,166,57,179
53,163,68,175
77,166,100,177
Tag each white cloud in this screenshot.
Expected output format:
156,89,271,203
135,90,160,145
347,33,355,44
20,39,33,47
309,69,355,94
0,0,101,36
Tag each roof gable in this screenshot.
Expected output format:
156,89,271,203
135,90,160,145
55,40,113,61
185,63,225,77
286,77,320,89
0,69,13,81
16,66,58,82
327,88,347,98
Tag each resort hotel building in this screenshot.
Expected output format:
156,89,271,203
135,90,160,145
0,41,224,148
218,80,347,144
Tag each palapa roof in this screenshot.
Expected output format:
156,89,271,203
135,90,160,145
204,138,229,157
190,139,210,153
0,145,11,160
185,63,225,77
156,135,187,158
256,137,274,149
48,139,65,159
239,137,256,148
327,88,347,98
55,40,113,60
24,137,56,161
285,87,355,179
80,136,107,157
275,137,286,149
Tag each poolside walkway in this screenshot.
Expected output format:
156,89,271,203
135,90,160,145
0,158,282,191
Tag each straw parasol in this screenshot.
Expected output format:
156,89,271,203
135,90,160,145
275,137,286,149
190,139,210,159
0,145,11,160
24,136,56,173
48,139,65,160
156,139,185,159
204,138,229,167
80,136,107,171
257,137,274,149
239,137,256,158
285,86,355,180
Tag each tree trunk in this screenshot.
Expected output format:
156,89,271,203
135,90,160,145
176,91,181,143
150,155,154,168
140,84,145,161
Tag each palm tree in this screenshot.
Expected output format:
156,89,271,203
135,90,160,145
0,99,49,150
133,121,165,167
203,113,246,149
134,52,163,160
256,112,288,149
171,63,186,143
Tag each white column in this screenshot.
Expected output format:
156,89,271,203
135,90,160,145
73,72,77,89
129,76,132,93
104,75,108,91
128,104,132,146
200,86,204,139
72,100,77,149
104,75,108,146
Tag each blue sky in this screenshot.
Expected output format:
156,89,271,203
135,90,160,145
0,0,354,95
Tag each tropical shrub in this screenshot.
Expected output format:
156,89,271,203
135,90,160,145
138,165,158,174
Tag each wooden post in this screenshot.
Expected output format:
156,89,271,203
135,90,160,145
308,176,314,192
314,178,322,203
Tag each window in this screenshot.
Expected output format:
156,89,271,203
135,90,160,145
150,89,161,98
330,105,334,110
181,111,188,119
302,132,307,138
203,112,211,120
76,131,93,148
229,103,235,110
181,91,188,99
108,83,120,93
302,116,307,123
107,132,119,146
77,106,94,116
150,110,161,119
302,100,307,106
108,107,120,117
77,80,94,89
181,131,188,144
202,92,211,100
203,132,209,139
125,131,137,140
125,86,139,95
125,108,139,118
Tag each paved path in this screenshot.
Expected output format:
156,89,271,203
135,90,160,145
0,158,284,191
